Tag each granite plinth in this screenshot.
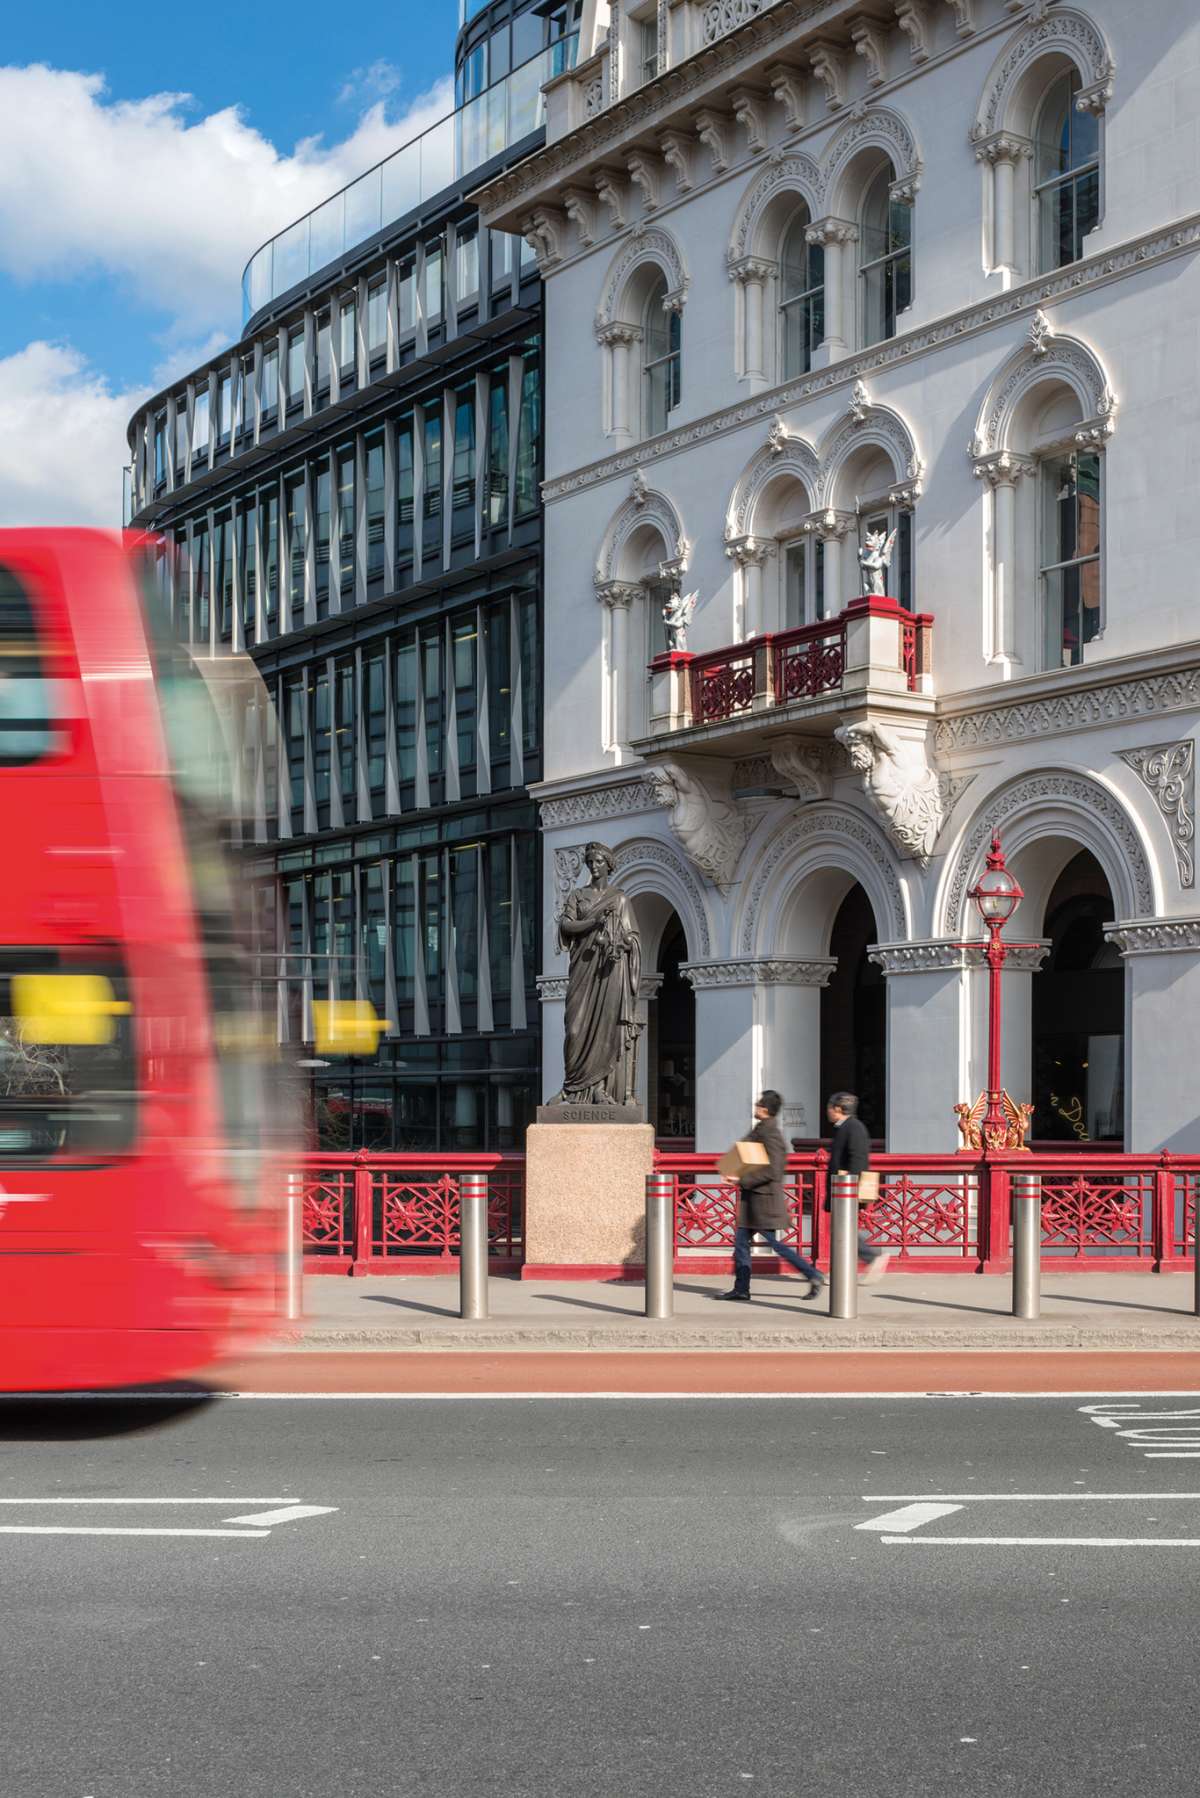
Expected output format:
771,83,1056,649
524,1122,656,1271
536,1101,645,1125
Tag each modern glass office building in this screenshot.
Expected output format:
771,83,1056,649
126,0,573,1151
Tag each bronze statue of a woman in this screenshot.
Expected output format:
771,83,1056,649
554,843,642,1108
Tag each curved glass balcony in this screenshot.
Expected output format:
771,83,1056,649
242,37,576,323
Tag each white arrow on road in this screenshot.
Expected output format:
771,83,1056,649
0,1497,338,1539
855,1502,963,1533
225,1504,338,1526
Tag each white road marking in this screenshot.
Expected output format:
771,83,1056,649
0,1496,298,1506
0,1525,269,1539
1144,1452,1200,1459
856,1502,963,1533
883,1537,1200,1548
863,1493,1200,1502
224,1503,338,1526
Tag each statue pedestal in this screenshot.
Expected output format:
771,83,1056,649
523,1122,656,1278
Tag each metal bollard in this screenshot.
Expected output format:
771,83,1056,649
1011,1169,1041,1320
284,1171,304,1322
644,1172,674,1320
459,1171,489,1321
829,1171,858,1320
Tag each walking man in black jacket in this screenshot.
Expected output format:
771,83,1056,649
717,1090,825,1302
826,1091,890,1282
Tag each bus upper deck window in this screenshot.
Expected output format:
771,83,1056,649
0,568,55,764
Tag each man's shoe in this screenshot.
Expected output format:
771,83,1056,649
862,1253,891,1284
801,1278,825,1301
716,1288,751,1302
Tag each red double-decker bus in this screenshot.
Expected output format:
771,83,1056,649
0,530,289,1391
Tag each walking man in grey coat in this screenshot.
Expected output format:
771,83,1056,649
717,1090,825,1302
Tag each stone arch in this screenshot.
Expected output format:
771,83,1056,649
936,768,1157,938
972,8,1115,143
735,804,908,958
594,227,689,333
818,400,922,509
725,430,822,542
822,106,923,216
727,154,823,265
613,835,713,959
595,478,688,586
971,325,1116,457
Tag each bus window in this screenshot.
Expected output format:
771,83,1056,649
0,949,137,1158
0,567,56,763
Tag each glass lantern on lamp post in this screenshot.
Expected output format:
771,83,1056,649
968,835,1025,1150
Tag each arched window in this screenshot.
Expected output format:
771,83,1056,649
859,165,911,347
1039,446,1101,667
779,212,824,380
1034,72,1100,270
642,274,681,437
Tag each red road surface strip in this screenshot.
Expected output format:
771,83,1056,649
198,1351,1200,1396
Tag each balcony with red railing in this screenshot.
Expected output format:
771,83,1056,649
643,597,934,744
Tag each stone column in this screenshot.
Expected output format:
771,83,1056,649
974,132,1032,283
725,535,774,638
728,255,774,385
596,322,642,445
596,580,640,753
536,974,567,1104
871,940,1048,1152
637,973,664,1117
803,508,855,619
1107,920,1200,1151
805,218,857,366
681,958,835,1153
973,451,1035,668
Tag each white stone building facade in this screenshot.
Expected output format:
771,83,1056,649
477,0,1200,1154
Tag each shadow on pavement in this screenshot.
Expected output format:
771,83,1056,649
675,1280,822,1316
530,1293,635,1317
0,1385,218,1440
874,1292,1003,1318
1042,1290,1193,1318
360,1294,458,1318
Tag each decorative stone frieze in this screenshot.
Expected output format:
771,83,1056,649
1105,919,1200,956
539,778,667,828
869,939,1049,974
934,664,1200,755
1118,740,1195,889
681,957,837,988
537,975,569,1002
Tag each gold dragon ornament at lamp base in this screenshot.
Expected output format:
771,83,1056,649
954,1092,1035,1152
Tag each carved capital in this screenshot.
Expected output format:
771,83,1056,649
1105,917,1200,957
536,974,569,1003
973,129,1034,167
1076,73,1114,117
804,214,859,249
681,957,837,989
972,449,1036,489
595,578,641,611
727,252,775,287
803,506,856,543
724,532,776,569
594,319,643,349
870,939,1050,974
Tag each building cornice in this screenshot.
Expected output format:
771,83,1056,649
536,771,668,828
538,213,1200,505
934,643,1200,756
869,938,1049,974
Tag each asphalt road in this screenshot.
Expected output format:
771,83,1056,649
5,1390,1200,1797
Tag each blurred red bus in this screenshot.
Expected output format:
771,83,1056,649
0,530,289,1391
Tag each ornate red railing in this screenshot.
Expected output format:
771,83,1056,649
689,642,758,723
297,1152,524,1273
772,619,847,701
294,1149,1200,1273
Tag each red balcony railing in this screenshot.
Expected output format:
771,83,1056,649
773,619,847,702
690,642,759,724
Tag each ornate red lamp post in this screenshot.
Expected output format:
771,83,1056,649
965,834,1027,1152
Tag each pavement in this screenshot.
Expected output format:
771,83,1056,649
282,1266,1200,1352
7,1390,1200,1796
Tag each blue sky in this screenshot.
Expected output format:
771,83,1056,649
0,1,454,523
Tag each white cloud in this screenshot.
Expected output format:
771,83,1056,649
0,341,146,528
0,63,455,335
337,60,406,108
